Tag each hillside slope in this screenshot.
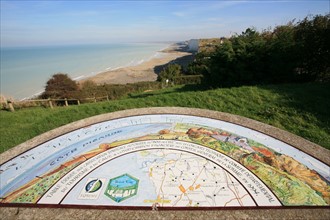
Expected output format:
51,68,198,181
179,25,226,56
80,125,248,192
0,83,329,153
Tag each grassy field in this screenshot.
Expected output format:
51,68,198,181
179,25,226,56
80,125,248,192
0,82,329,153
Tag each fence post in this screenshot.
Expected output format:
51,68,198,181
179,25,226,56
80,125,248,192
8,101,15,112
64,98,68,106
106,95,109,101
48,99,53,109
94,96,97,103
77,100,80,105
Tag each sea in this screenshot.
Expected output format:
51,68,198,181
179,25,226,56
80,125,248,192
0,42,171,100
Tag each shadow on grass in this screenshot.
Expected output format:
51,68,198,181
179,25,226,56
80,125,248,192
131,82,330,133
260,82,330,132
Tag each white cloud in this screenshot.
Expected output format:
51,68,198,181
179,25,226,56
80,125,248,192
173,12,186,17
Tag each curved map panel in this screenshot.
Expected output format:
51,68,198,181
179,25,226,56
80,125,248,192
1,114,329,208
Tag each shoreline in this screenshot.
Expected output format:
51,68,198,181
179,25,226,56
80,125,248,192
78,43,193,85
17,42,193,101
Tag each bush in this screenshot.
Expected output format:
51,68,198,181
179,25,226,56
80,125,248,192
157,64,182,82
173,75,203,85
79,80,99,98
76,81,162,102
41,73,78,99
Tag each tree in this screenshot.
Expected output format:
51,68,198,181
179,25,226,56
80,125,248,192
203,28,266,87
157,64,182,82
294,14,330,81
193,14,330,87
265,23,298,83
207,40,235,87
41,73,78,98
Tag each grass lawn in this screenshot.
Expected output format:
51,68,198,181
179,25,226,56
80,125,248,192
0,82,329,153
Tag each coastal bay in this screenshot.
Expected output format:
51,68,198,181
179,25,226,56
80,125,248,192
1,43,180,100
79,43,193,85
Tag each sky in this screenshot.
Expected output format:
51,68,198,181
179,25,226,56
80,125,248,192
1,0,329,47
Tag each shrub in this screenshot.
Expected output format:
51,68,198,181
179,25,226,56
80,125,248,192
157,64,182,82
79,80,99,98
173,75,203,85
41,73,78,99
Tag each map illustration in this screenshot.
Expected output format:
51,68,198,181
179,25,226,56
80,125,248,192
0,114,329,208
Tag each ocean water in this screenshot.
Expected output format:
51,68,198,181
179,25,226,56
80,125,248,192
0,43,170,100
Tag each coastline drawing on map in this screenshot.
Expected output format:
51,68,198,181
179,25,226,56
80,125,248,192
0,114,329,208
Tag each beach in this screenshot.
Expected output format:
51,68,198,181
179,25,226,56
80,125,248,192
1,43,182,100
79,43,193,85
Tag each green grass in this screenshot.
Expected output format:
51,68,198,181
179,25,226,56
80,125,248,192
1,82,329,153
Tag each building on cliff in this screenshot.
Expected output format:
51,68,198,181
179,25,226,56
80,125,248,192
188,39,199,52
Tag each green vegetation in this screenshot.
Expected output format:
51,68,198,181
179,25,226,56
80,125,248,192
1,82,329,153
157,64,203,85
157,64,182,82
39,73,162,101
190,14,329,87
35,70,202,106
77,81,162,101
1,14,329,155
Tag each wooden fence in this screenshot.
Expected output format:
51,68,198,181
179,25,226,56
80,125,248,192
4,95,111,112
2,75,204,112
